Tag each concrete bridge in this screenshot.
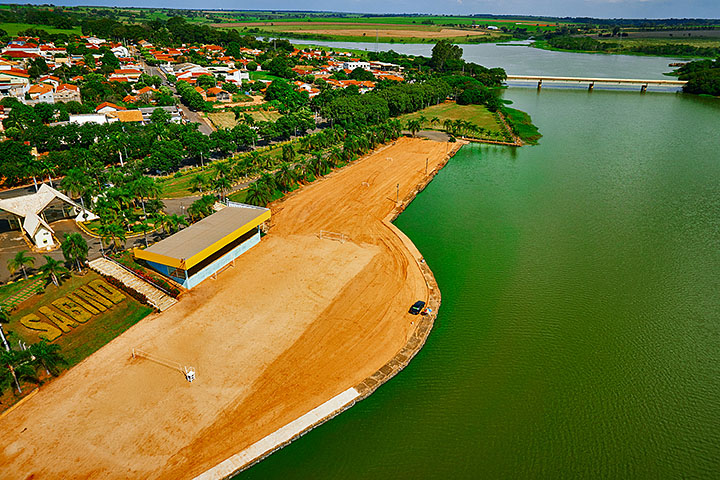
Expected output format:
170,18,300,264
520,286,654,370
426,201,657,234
506,75,687,92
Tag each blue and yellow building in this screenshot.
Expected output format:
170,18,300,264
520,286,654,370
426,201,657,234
135,204,270,289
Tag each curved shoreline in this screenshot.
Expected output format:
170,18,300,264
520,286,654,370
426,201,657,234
194,141,465,480
0,138,465,480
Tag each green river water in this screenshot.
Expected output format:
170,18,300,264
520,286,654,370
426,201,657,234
240,88,720,478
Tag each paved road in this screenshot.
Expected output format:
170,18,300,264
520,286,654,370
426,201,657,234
139,58,215,136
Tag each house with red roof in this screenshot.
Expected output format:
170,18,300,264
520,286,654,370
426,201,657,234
28,83,54,103
55,84,81,103
96,102,126,114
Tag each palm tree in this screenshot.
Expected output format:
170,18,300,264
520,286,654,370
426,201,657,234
7,251,35,280
407,119,421,137
213,176,232,202
245,181,272,207
418,115,427,128
430,116,440,128
214,162,231,181
274,163,295,193
160,214,188,234
189,174,207,194
61,168,90,220
132,177,162,220
443,119,454,135
1,348,36,394
29,340,66,376
282,143,296,162
38,255,68,287
61,232,88,272
97,223,126,252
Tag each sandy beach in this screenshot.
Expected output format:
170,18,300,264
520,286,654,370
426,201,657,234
0,137,461,479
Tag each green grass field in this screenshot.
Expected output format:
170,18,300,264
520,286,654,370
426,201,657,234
399,102,503,133
5,271,153,369
0,22,82,36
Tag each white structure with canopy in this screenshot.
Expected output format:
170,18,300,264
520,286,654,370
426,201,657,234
0,184,97,250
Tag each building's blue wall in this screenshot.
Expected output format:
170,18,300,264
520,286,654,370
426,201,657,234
146,229,261,289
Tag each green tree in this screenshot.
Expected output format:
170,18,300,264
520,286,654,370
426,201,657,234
150,107,171,124
431,40,463,72
189,174,207,194
28,340,66,376
61,232,89,272
245,181,272,207
406,119,421,137
97,223,126,252
7,251,35,280
61,168,91,220
159,214,188,234
38,255,68,287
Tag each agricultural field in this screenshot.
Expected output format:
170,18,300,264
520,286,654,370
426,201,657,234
4,271,153,369
0,22,82,36
212,13,563,31
595,36,720,49
212,14,565,43
399,102,503,133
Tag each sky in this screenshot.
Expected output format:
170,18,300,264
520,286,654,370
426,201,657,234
18,0,720,19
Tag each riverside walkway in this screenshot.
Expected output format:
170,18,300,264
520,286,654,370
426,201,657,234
506,75,687,92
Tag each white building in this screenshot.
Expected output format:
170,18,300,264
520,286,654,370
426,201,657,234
342,61,371,71
0,184,97,250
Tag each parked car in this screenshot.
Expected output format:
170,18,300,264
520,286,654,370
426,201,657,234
409,300,426,315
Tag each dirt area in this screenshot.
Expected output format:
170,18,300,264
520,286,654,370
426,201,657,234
214,21,491,39
0,137,460,479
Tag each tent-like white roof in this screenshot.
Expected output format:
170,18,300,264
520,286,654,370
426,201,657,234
0,184,86,238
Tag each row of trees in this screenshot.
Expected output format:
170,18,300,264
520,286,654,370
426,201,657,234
547,36,720,58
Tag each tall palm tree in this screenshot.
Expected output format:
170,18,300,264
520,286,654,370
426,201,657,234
282,143,296,162
245,181,272,207
7,251,35,280
160,214,188,234
1,349,36,394
406,119,421,138
189,174,207,194
213,176,232,202
418,115,428,128
132,177,162,220
97,223,126,252
274,163,295,193
61,232,88,272
38,255,68,287
62,168,90,220
430,116,440,128
29,340,66,377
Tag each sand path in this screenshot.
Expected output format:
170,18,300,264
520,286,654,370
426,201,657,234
0,137,458,479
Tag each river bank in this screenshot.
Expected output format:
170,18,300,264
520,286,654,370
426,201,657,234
237,86,720,480
0,137,463,479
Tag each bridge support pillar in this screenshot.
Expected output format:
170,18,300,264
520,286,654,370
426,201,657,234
641,84,648,93
588,82,594,91
537,80,542,90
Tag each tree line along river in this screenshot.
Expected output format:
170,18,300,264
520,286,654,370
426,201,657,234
233,43,720,479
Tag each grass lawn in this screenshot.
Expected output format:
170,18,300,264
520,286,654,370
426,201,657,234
157,173,203,199
4,271,153,369
227,188,248,203
208,109,281,130
207,111,238,129
399,102,503,133
250,71,285,82
0,22,82,36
